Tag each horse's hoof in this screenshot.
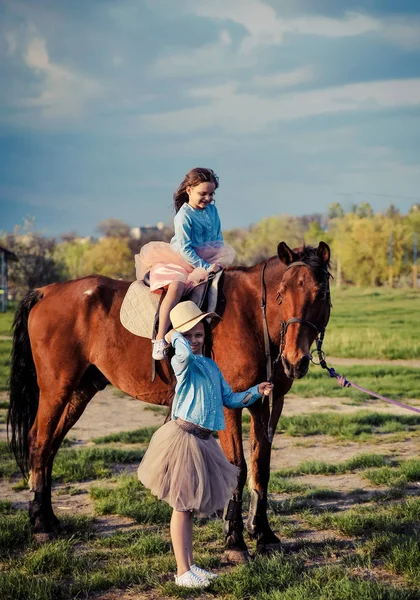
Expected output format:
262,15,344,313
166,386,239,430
222,549,251,564
33,532,54,544
256,541,283,555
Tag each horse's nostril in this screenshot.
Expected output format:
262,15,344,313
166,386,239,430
297,356,310,373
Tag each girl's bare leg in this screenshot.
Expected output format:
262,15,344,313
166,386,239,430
170,509,194,576
156,281,185,340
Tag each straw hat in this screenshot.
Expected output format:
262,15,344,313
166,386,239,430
170,301,220,333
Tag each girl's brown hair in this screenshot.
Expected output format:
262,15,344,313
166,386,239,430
173,167,219,213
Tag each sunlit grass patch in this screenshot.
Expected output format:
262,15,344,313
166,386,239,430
93,426,158,445
0,339,11,391
0,527,165,600
363,459,420,487
273,453,390,478
53,446,144,482
0,440,19,479
304,497,420,537
211,553,418,600
90,476,172,524
0,499,13,513
268,474,310,494
144,404,167,413
277,411,420,439
354,533,420,588
0,510,30,557
325,288,420,360
95,528,170,557
0,310,14,336
0,400,9,409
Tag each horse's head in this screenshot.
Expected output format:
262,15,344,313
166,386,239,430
276,241,331,379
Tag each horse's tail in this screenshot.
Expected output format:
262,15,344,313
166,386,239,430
7,290,43,476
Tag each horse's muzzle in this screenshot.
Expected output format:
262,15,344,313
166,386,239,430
282,355,310,379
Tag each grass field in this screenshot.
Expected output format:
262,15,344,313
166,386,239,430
326,287,420,359
1,429,419,599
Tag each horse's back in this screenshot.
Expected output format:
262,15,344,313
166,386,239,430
28,275,132,347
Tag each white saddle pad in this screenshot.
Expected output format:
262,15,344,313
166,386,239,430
120,271,223,339
120,280,160,339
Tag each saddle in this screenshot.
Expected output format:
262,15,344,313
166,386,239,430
120,271,224,339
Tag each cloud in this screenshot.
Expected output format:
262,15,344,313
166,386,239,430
4,31,17,55
253,67,315,89
189,1,380,49
152,29,255,77
140,77,420,134
23,36,102,118
187,0,420,51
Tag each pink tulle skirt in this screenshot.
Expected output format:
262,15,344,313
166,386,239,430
135,241,235,293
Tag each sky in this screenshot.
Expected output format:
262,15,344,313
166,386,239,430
1,0,420,237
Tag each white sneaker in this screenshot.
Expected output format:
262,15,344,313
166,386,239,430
152,339,169,360
190,563,219,580
174,569,210,588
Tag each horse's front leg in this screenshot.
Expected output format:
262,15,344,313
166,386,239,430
246,393,285,553
218,407,249,562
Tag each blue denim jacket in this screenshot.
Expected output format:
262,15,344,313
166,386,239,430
170,332,261,431
170,203,223,272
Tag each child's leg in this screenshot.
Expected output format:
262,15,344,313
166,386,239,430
170,509,193,576
156,281,185,340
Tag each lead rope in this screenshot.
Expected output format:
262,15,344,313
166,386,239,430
260,263,275,444
313,332,420,415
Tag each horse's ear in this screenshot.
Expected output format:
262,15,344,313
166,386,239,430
317,241,330,265
277,242,297,266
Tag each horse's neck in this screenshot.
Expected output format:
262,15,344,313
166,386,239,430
223,258,285,347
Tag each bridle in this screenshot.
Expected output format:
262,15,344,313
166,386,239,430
260,260,332,443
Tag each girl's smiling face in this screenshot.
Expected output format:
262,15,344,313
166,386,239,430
186,182,216,210
183,322,205,355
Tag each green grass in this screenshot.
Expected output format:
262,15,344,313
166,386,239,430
0,441,18,479
276,411,420,439
52,447,144,482
292,364,420,400
304,497,420,537
363,459,420,487
0,339,11,391
90,476,172,524
212,554,418,600
93,426,158,445
0,311,13,336
325,287,420,359
354,533,420,588
272,453,391,479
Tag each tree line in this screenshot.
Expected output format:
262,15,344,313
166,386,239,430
1,204,419,298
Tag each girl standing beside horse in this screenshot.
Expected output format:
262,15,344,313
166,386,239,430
136,167,235,360
137,301,273,588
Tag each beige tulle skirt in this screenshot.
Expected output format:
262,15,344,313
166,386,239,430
135,241,236,293
137,419,239,517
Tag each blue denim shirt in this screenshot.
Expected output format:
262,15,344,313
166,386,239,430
170,203,223,272
170,332,261,431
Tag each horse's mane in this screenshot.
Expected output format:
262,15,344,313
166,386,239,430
293,245,331,271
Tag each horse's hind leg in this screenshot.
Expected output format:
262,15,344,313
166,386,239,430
44,372,105,529
28,386,74,537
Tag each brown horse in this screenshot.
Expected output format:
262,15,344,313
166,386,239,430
7,241,331,556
